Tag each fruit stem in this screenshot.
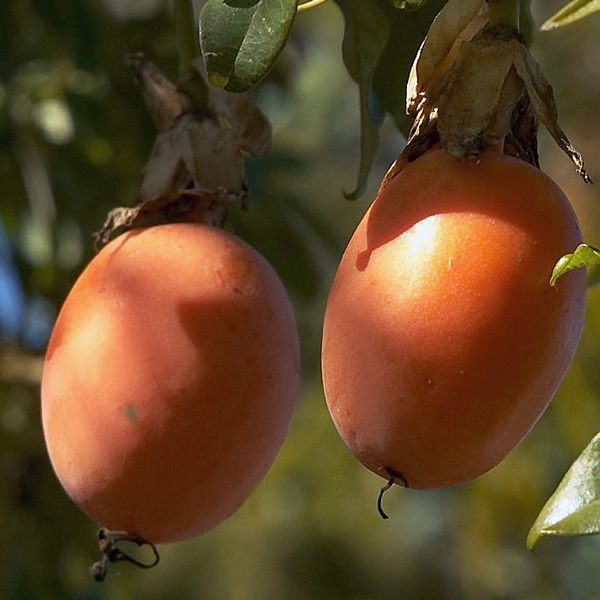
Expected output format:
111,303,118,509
376,467,409,519
377,477,394,519
487,0,520,31
90,528,160,582
174,0,209,107
518,0,534,45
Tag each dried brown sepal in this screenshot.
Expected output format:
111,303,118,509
503,95,539,167
126,52,192,133
95,53,271,245
512,47,590,182
407,0,487,118
94,188,236,247
432,26,527,160
380,113,439,188
384,14,590,189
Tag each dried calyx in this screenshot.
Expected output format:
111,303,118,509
383,0,590,187
95,53,271,246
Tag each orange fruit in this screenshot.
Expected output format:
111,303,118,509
322,149,586,489
42,223,300,542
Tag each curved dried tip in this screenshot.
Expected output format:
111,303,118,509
513,46,592,183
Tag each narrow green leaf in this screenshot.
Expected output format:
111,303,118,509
528,431,600,550
541,0,600,31
372,0,446,135
336,0,390,199
335,0,447,196
199,0,298,93
549,243,600,286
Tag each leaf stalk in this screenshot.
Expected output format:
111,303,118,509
174,0,209,106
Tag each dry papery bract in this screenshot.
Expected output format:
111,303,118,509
95,53,271,245
383,0,590,187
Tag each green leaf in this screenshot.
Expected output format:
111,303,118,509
199,0,298,93
334,0,447,197
541,0,600,31
336,0,390,199
372,0,446,135
527,431,600,550
549,243,600,286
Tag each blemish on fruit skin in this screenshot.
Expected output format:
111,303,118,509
124,403,139,422
424,377,437,391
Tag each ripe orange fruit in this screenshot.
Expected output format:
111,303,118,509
321,149,586,489
42,223,300,542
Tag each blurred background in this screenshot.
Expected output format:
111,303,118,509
2,0,600,598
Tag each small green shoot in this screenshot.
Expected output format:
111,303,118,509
549,244,600,287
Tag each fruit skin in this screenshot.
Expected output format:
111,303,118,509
321,149,586,489
41,223,300,543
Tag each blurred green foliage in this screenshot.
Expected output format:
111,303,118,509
2,0,600,598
